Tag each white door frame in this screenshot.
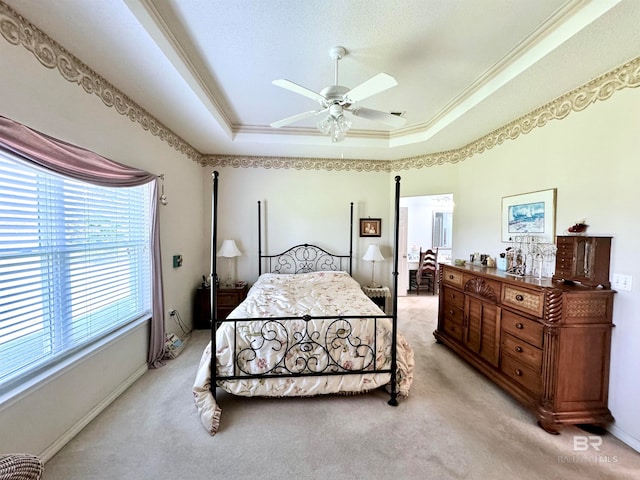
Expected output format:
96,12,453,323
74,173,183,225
397,207,409,296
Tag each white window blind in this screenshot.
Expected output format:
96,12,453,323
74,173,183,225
0,150,152,391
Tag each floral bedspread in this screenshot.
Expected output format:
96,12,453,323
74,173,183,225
192,271,414,435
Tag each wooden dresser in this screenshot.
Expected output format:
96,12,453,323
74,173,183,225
434,264,615,434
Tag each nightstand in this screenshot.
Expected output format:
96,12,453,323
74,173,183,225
193,284,248,329
216,284,248,321
193,287,211,329
361,285,390,313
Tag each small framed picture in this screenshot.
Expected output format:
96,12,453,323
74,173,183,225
360,218,381,237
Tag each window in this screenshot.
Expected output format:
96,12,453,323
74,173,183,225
0,150,152,392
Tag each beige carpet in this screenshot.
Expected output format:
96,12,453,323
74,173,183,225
42,295,640,479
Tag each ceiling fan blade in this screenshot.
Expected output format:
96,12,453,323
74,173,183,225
270,109,327,128
343,73,398,104
349,107,407,128
272,79,326,104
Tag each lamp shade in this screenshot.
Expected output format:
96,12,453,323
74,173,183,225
217,239,242,258
362,244,384,262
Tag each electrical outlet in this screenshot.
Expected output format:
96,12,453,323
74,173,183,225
612,274,633,292
168,309,177,316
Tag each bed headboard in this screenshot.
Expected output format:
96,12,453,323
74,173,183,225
260,243,351,274
257,201,354,275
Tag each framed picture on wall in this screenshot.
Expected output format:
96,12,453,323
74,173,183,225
501,188,556,242
360,218,381,237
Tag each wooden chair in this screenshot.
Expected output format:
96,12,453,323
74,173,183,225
416,248,438,295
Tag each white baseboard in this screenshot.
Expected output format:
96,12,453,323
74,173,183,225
609,425,640,453
40,364,148,463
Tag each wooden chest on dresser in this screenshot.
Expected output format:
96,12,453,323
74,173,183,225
553,235,612,288
434,264,615,434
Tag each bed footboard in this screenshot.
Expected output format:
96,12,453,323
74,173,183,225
213,313,399,405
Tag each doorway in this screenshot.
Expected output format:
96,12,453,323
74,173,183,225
397,194,454,296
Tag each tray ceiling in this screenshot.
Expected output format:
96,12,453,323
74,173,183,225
4,0,640,160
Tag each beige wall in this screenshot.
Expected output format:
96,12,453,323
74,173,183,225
396,86,640,450
205,166,392,287
0,31,206,458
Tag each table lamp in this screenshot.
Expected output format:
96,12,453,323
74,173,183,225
217,239,242,287
362,244,384,288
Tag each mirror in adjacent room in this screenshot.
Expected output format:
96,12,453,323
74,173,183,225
432,211,453,250
398,194,454,296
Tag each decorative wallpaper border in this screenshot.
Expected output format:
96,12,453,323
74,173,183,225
198,154,393,172
1,1,639,172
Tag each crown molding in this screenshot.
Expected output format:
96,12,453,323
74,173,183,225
1,1,638,173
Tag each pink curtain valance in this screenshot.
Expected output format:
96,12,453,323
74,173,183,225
0,115,155,187
0,115,166,368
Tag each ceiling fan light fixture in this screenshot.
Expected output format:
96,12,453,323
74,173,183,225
317,113,351,143
271,45,402,139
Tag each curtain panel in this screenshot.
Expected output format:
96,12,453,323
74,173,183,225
0,115,166,367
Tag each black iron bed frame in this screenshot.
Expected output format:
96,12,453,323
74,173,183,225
209,172,403,406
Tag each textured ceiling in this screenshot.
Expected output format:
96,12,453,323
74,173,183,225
4,0,640,160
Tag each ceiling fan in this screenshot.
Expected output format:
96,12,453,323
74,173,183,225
270,46,406,141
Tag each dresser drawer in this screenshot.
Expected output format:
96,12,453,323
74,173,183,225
442,316,464,342
556,244,574,256
554,267,572,278
556,246,573,257
555,255,573,267
502,285,544,317
215,285,248,320
501,310,543,348
442,302,464,326
502,332,542,372
441,268,463,288
441,286,464,309
556,236,574,246
217,292,241,306
501,353,542,396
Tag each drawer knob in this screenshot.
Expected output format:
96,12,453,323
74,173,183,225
515,294,524,302
448,275,454,279
515,369,522,376
449,309,454,315
449,293,454,298
515,322,524,329
515,346,523,353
